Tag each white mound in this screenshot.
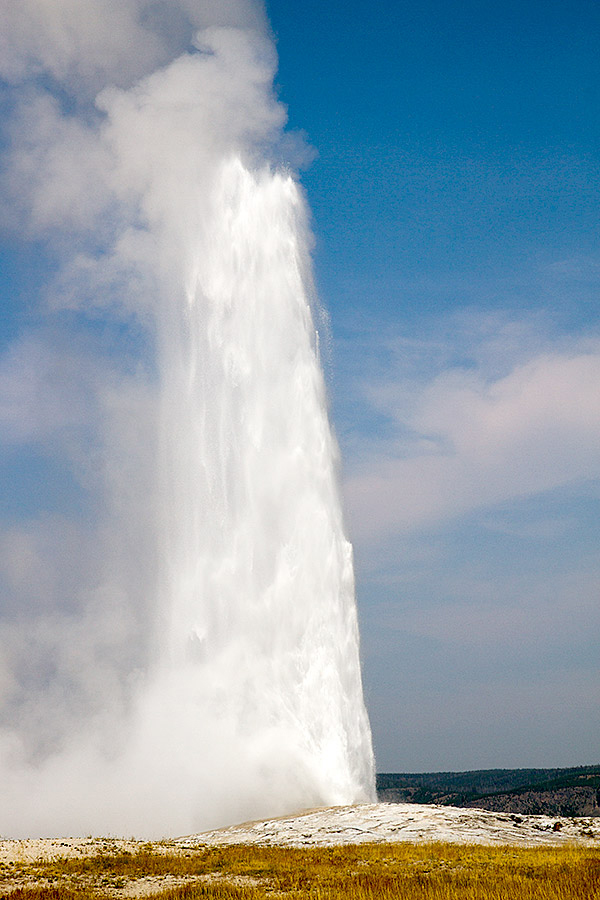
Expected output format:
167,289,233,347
2,803,599,862
180,802,600,848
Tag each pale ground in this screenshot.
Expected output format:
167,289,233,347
179,802,600,848
2,802,600,863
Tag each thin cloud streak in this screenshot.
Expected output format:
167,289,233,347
343,324,600,542
337,312,600,771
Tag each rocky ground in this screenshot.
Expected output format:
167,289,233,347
2,802,599,864
178,802,600,848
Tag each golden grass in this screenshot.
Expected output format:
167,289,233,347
1,841,599,900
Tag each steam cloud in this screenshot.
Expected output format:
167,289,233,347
0,0,375,837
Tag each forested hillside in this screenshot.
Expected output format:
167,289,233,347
377,766,600,816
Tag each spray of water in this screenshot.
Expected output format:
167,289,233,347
0,6,375,837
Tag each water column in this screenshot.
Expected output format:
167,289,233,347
152,158,375,828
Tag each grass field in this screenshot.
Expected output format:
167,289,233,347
2,841,599,899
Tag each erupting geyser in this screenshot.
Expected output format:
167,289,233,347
154,156,375,817
0,8,374,838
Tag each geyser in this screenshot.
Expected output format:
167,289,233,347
144,154,375,833
0,7,374,838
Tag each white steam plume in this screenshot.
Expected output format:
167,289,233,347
0,0,375,837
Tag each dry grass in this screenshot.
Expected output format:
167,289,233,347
1,841,599,900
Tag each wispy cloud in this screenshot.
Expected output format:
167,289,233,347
340,316,600,542
337,310,600,770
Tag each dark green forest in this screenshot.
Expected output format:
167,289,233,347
377,765,600,814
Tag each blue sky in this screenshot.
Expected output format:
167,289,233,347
269,0,600,324
0,0,599,778
266,0,600,769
